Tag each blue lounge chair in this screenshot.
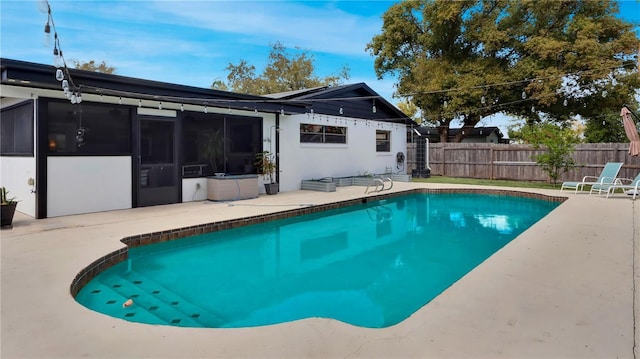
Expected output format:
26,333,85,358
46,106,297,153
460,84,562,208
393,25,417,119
560,162,623,193
603,172,640,199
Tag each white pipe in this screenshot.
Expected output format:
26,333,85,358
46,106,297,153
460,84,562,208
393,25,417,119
425,137,431,171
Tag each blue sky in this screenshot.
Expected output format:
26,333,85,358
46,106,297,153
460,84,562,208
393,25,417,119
1,0,639,133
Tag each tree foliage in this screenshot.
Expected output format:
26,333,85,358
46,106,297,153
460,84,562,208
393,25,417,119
212,42,350,95
510,122,580,185
367,0,639,142
72,60,116,74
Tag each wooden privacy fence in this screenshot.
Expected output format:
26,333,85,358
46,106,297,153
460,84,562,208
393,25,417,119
406,143,640,182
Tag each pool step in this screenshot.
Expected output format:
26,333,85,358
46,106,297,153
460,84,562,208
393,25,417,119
114,270,227,327
96,275,208,327
81,281,174,326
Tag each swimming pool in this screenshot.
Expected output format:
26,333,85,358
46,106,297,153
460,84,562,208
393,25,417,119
74,190,562,328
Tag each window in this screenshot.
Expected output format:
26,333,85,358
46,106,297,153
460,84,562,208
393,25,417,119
46,101,131,155
376,130,390,152
1,101,34,156
300,124,347,144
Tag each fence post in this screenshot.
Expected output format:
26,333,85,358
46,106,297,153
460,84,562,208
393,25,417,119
489,147,494,180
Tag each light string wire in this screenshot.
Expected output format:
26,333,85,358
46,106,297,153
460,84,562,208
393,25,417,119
41,0,636,124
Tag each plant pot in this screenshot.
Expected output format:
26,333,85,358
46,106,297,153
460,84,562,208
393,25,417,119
1,202,17,227
264,183,279,195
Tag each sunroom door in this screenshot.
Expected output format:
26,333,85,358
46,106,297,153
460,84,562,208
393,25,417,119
138,118,179,206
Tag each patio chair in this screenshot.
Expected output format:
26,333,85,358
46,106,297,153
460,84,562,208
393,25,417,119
560,162,623,193
603,172,640,199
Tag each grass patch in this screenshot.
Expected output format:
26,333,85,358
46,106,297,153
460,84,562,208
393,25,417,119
412,176,559,190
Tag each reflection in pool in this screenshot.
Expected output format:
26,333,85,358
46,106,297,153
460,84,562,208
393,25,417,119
75,192,560,328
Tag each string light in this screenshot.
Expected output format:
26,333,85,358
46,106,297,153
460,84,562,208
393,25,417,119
339,106,343,115
372,99,377,113
180,103,184,112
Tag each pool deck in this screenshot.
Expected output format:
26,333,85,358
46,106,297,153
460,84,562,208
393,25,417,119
1,182,638,358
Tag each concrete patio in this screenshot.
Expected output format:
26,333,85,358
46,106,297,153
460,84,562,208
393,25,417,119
1,182,638,358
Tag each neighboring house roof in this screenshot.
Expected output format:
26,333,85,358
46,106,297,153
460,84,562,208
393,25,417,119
412,126,508,142
1,58,413,124
448,126,504,138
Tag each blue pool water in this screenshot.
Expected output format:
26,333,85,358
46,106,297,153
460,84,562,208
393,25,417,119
75,192,560,328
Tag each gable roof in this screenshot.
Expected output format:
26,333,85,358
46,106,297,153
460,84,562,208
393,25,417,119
268,83,415,125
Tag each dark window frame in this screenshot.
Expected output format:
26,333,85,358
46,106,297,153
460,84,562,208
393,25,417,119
376,130,391,152
300,123,347,144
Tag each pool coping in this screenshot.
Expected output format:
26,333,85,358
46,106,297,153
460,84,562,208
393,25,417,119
1,182,637,358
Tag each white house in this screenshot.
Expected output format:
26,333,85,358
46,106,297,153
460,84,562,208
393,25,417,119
0,58,413,219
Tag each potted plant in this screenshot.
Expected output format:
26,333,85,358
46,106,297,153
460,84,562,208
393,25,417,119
255,151,278,195
1,187,18,227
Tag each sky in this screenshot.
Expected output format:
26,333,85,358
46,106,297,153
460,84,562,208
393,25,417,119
1,0,639,135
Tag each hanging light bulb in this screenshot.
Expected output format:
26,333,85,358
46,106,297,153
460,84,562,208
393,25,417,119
70,93,77,104
138,99,142,107
339,106,343,115
602,120,606,125
38,0,49,13
55,69,64,81
54,48,64,69
254,107,258,114
481,95,486,105
118,97,122,105
521,90,527,99
601,90,608,98
612,77,618,86
563,98,568,107
158,102,162,110
61,79,69,90
280,107,284,115
443,100,448,108
204,105,208,113
76,93,82,104
180,103,184,112
531,105,535,113
372,99,377,113
43,20,51,47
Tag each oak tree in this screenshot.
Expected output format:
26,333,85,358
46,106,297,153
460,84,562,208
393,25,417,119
367,0,639,142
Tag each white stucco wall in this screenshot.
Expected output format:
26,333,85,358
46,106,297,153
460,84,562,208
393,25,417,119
276,114,408,192
47,156,132,217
